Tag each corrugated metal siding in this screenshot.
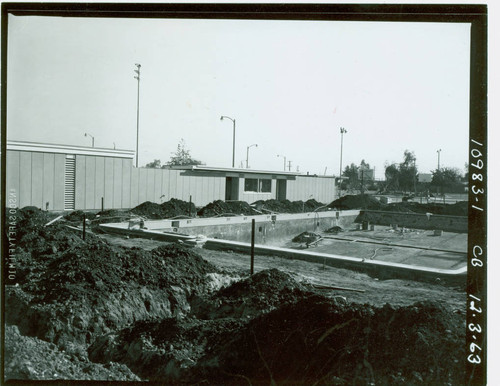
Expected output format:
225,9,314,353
113,158,123,208
54,154,66,210
85,156,96,210
6,151,20,204
130,167,139,208
104,158,114,209
42,153,55,210
31,153,44,208
94,157,105,211
286,176,336,204
74,156,86,210
122,159,132,209
7,149,335,210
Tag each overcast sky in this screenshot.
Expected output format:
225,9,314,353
7,14,471,177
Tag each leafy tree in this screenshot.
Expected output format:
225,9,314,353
342,163,360,190
166,139,202,167
431,167,464,193
145,159,162,168
384,162,400,191
398,150,417,193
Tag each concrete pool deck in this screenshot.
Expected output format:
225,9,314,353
278,225,467,270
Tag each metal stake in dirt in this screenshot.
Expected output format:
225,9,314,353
339,127,347,198
82,213,86,241
101,197,104,212
189,195,192,217
251,219,255,275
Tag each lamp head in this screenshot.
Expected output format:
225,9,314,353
220,116,224,121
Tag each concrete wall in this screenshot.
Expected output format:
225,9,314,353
356,210,468,233
286,176,336,204
144,211,359,244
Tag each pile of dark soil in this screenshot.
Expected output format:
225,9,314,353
384,201,468,216
216,296,465,385
192,269,313,319
131,199,198,219
4,324,140,381
329,195,468,216
89,293,465,385
130,201,165,219
252,198,325,213
7,212,222,365
160,198,196,218
31,242,218,304
292,231,322,243
197,200,258,217
329,194,383,210
89,317,246,382
325,225,343,234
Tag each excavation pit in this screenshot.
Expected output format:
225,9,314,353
100,210,467,286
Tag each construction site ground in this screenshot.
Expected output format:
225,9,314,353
101,233,465,309
278,226,467,270
4,203,468,385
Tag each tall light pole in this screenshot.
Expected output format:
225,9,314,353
437,149,442,197
277,154,286,171
339,127,347,198
84,132,94,147
220,115,236,167
246,144,258,168
134,63,141,167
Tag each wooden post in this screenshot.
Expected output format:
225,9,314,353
82,213,86,240
251,219,255,275
189,195,192,217
101,197,104,212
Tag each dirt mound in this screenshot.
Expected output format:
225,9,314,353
130,201,165,219
89,317,247,382
4,324,140,381
216,296,465,385
292,231,321,243
192,269,313,319
34,242,218,304
252,198,325,213
160,198,196,218
325,225,343,234
384,201,468,216
329,194,383,210
197,200,258,217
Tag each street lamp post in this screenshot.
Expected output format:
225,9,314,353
84,132,95,147
277,154,286,171
220,115,236,167
246,144,258,168
339,127,347,198
437,149,442,198
134,63,141,168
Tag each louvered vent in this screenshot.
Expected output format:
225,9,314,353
64,155,76,210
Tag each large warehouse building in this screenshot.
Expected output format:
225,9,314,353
6,140,337,211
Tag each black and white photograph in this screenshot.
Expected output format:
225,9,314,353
1,3,488,385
